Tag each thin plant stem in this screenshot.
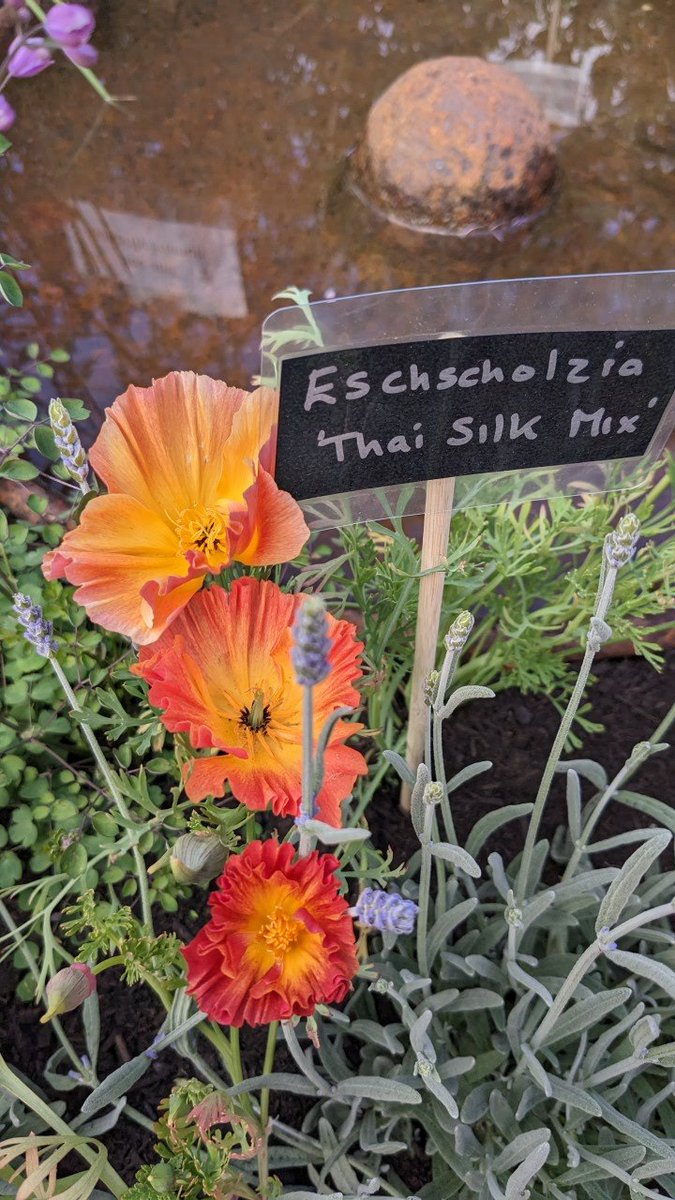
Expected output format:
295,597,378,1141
516,565,618,904
529,899,674,1053
258,1019,279,1191
229,1025,244,1086
416,801,435,978
298,683,314,857
49,655,154,933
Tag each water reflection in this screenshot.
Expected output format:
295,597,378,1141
65,202,247,318
0,0,672,426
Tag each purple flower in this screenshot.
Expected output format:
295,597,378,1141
292,596,332,687
13,592,58,657
44,3,95,48
7,35,53,78
0,97,16,132
353,888,419,936
63,42,97,67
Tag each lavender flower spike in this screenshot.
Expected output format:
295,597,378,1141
292,595,331,686
13,592,58,658
353,888,419,935
605,513,640,570
49,398,90,489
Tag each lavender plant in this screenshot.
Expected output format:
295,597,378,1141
0,510,672,1200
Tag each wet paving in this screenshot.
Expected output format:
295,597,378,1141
1,0,673,427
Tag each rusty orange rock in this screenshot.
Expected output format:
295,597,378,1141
353,56,557,235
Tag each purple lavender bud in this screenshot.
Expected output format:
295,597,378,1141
604,513,640,570
292,596,332,687
49,398,89,487
353,888,419,935
44,3,95,48
7,35,53,77
145,1032,164,1061
63,41,97,67
0,96,16,133
12,592,58,657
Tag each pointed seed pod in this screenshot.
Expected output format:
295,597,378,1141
170,832,228,886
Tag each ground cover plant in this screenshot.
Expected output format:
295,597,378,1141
0,370,673,1200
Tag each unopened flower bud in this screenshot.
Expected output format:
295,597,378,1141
40,962,96,1023
422,781,443,806
146,1164,175,1195
291,596,332,686
604,513,640,569
423,669,439,707
49,397,90,489
445,610,474,652
170,832,228,886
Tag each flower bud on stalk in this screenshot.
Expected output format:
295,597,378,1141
49,398,90,490
40,962,96,1023
7,35,53,77
423,669,439,707
604,513,640,569
445,609,474,652
12,592,58,657
291,595,331,686
353,887,418,935
170,832,228,886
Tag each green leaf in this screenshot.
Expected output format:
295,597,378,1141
0,251,29,269
35,363,54,379
49,348,71,363
0,509,8,540
27,492,48,515
616,790,675,835
494,1129,551,1174
299,819,370,845
429,842,481,878
465,803,533,859
382,749,415,786
505,1140,550,1200
539,987,633,1048
607,949,675,1002
0,850,22,886
80,1053,150,1116
596,831,671,933
20,375,42,395
546,1075,602,1116
91,812,119,839
336,1076,422,1104
0,458,39,481
427,898,477,967
0,270,23,307
4,396,38,421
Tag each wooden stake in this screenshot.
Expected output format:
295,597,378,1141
401,476,455,812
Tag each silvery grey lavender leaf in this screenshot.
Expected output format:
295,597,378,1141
292,595,332,686
49,397,89,488
353,887,419,935
12,592,58,657
604,513,640,569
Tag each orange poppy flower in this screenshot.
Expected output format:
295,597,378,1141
133,577,367,826
42,372,309,644
182,839,359,1026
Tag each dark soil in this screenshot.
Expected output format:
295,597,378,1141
1,654,672,1186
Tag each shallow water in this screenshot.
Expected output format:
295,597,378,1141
1,0,673,425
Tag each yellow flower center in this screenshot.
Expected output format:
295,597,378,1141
176,504,230,570
259,905,301,958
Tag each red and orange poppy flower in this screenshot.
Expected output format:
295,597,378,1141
183,840,359,1026
42,372,309,644
133,577,367,826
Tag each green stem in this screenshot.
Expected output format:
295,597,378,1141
229,1025,244,1086
258,1019,279,1193
416,801,434,978
49,656,154,933
298,683,314,857
23,0,116,103
515,565,618,904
